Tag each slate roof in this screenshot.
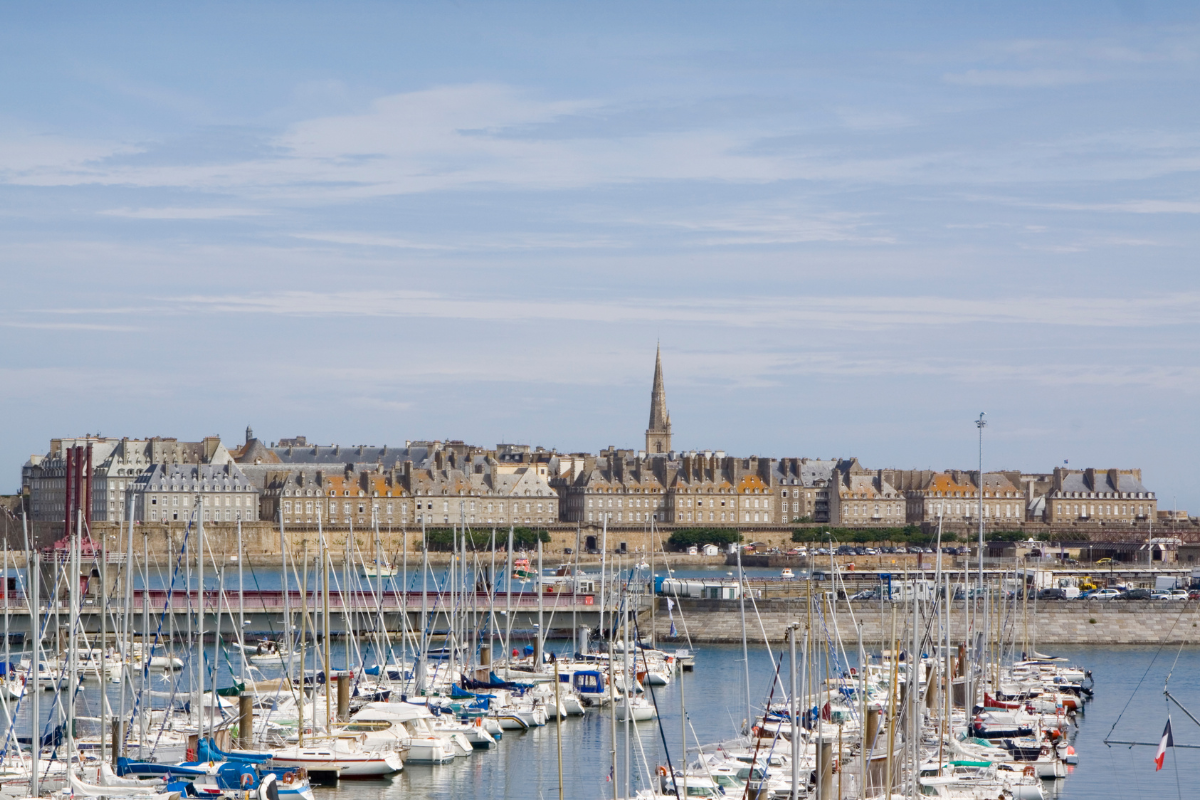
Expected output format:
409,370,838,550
138,462,255,492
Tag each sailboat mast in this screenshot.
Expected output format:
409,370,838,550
100,526,107,767
299,543,308,747
789,624,798,800
418,522,427,694
394,524,402,676
68,509,80,767
649,522,655,650
3,542,9,719
737,539,751,731
609,633,618,800
599,517,608,640
504,526,513,675
141,531,149,753
210,564,222,740
623,590,631,800
196,495,205,747
29,545,39,799
344,533,351,682
537,539,544,667
117,498,135,767
322,521,332,737
280,508,290,659
679,626,687,800
238,519,245,684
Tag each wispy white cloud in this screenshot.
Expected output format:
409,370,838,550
135,289,1200,331
0,321,141,332
943,68,1095,87
100,206,267,220
1036,199,1200,214
290,230,623,251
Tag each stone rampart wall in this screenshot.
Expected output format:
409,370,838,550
650,598,1200,645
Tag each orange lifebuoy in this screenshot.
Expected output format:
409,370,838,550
1023,766,1035,777
283,773,295,785
658,766,668,777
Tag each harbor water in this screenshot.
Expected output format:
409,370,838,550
7,642,1200,800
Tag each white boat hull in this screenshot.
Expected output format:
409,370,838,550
270,749,403,777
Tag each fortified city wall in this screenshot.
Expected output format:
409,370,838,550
650,598,1200,645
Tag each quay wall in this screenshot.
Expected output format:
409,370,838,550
649,598,1200,646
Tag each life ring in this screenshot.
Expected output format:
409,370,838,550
282,773,295,785
1023,766,1035,777
240,773,253,789
658,766,668,777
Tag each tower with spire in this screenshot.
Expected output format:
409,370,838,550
645,345,672,455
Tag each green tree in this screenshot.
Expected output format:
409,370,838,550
423,527,550,551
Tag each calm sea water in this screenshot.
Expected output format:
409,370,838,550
5,620,1197,800
131,562,779,592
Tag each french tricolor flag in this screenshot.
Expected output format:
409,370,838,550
1155,718,1174,771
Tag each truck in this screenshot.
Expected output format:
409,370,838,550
1157,574,1187,592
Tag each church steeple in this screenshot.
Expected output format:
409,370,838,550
645,345,672,455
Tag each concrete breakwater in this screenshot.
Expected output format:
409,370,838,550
649,598,1200,645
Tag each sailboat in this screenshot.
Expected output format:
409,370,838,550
359,558,396,578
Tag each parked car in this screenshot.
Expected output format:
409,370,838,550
1115,588,1151,601
1095,557,1115,566
1087,588,1121,601
1037,588,1067,601
1152,589,1189,601
849,588,879,601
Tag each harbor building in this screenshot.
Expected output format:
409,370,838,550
24,435,238,544
827,460,905,525
247,443,558,530
1044,467,1157,524
133,462,258,524
14,348,1168,540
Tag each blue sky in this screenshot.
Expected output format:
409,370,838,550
2,2,1199,509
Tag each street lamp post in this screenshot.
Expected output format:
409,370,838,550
973,412,986,712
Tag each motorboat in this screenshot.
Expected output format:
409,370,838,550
270,736,403,777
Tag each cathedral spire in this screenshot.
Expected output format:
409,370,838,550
646,344,672,455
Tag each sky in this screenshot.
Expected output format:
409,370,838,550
1,2,1199,508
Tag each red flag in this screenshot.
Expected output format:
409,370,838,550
1155,718,1173,771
